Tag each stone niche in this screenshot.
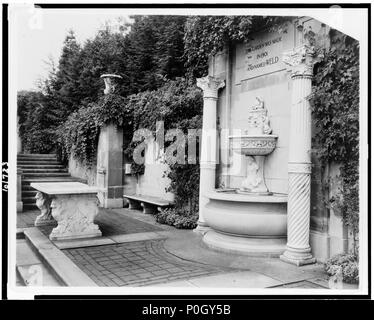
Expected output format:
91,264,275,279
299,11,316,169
208,17,338,262
228,20,295,194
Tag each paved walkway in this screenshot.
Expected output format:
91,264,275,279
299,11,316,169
17,207,337,289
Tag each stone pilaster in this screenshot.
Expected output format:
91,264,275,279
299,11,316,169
97,74,124,208
280,44,316,266
195,76,225,234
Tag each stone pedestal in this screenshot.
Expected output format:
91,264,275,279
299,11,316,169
96,73,124,209
280,44,316,266
50,193,101,241
97,123,124,208
195,76,225,234
31,182,102,241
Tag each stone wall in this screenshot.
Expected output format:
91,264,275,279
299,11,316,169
68,154,97,186
122,138,174,202
135,139,174,202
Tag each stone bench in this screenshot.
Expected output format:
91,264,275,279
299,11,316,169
123,194,173,214
30,182,102,241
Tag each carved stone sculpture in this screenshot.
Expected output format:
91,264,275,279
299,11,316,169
34,191,55,226
49,193,102,240
100,74,123,95
247,97,272,135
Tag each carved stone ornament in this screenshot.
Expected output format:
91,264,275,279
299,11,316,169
283,44,315,78
49,194,102,240
34,191,55,226
100,74,123,95
196,75,225,99
247,97,272,135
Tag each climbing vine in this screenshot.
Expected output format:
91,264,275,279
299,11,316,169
123,78,203,214
310,29,360,242
183,15,290,78
57,93,132,166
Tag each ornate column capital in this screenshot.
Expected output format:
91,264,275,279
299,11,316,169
196,75,225,99
283,44,316,79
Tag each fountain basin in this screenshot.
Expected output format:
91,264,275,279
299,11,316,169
230,134,278,156
202,190,287,256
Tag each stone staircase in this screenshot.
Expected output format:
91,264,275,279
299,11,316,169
17,154,86,211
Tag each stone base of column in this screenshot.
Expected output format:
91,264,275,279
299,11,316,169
280,246,316,266
17,201,23,213
193,220,211,235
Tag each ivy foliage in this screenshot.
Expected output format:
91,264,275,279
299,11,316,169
183,15,290,78
57,94,131,166
124,78,203,213
310,29,359,236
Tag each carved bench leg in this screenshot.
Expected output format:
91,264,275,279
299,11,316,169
141,202,157,214
34,192,55,226
128,198,141,210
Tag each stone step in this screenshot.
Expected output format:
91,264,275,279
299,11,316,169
18,164,65,169
23,197,37,204
23,203,38,211
22,190,37,197
22,176,87,184
22,172,71,178
18,160,62,165
16,238,63,287
21,168,68,173
17,154,57,159
18,153,57,157
18,157,58,162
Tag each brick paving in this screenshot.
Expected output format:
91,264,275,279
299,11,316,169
63,239,229,287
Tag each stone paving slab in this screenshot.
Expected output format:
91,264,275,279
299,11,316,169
63,239,231,287
107,231,170,244
54,237,116,249
268,280,328,289
155,271,283,288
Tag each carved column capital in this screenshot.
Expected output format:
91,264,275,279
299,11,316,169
283,44,315,79
196,75,225,99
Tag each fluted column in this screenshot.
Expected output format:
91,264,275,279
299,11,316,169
195,76,225,234
280,45,316,266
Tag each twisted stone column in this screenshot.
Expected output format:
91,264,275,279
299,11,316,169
195,76,225,234
280,44,316,266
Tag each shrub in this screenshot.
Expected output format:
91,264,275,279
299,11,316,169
155,207,198,229
325,253,359,284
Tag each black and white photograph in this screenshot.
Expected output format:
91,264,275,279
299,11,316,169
0,2,370,301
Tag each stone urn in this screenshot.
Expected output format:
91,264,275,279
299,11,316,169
229,97,277,195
